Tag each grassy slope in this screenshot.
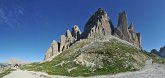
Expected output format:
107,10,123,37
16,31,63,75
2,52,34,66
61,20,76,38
21,38,165,77
0,69,14,78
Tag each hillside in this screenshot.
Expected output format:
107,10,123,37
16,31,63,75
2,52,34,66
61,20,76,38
22,36,152,77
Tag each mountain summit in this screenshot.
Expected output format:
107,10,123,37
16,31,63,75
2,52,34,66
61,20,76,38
44,8,142,61
81,8,114,38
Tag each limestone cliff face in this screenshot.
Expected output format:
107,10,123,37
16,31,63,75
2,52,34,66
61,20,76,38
44,8,142,61
82,8,114,39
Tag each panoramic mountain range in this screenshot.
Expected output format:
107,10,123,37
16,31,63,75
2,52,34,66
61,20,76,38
44,8,141,61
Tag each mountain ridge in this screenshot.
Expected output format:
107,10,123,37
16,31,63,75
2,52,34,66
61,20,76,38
44,8,142,61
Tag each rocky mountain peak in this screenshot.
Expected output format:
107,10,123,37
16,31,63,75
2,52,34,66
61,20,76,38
114,11,130,42
129,22,135,30
114,11,141,48
52,40,57,44
6,58,30,65
82,8,113,39
44,8,142,61
95,8,107,16
151,46,165,58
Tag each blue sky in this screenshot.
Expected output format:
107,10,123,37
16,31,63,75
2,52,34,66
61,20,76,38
0,0,165,62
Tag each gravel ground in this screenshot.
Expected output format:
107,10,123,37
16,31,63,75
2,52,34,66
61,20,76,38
3,59,165,78
90,59,165,78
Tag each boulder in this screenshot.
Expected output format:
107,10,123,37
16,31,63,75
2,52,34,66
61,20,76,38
82,8,114,39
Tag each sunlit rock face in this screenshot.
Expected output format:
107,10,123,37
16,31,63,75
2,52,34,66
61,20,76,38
82,8,114,39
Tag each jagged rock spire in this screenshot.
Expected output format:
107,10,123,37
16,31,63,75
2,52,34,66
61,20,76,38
114,11,130,42
71,25,81,41
82,8,114,39
129,22,135,30
129,22,136,41
44,40,59,60
65,30,72,38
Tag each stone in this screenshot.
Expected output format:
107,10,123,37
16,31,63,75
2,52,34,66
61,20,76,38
82,8,114,39
114,11,130,42
71,25,81,41
44,40,59,60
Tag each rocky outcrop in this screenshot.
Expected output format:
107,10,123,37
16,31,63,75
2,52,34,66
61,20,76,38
114,11,141,48
71,25,81,41
114,11,131,42
65,30,75,49
44,40,59,60
82,8,114,39
151,46,165,58
128,23,141,48
59,35,66,52
66,30,72,38
136,33,141,48
44,25,81,60
44,8,142,61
